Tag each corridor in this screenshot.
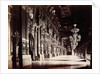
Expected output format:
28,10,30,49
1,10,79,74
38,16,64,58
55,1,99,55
8,5,92,69
23,55,90,69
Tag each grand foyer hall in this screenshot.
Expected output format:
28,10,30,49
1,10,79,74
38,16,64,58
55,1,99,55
8,5,92,69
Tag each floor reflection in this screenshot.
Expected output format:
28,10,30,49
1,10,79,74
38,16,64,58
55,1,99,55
23,55,91,69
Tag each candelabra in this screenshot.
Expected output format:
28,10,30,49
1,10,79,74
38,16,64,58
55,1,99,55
12,31,21,68
69,24,81,55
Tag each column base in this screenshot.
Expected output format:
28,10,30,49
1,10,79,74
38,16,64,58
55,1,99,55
23,55,32,68
52,53,56,57
8,55,12,69
39,54,44,61
72,50,75,55
49,54,52,58
35,54,40,60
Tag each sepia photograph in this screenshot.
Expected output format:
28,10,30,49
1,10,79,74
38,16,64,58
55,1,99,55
8,5,92,69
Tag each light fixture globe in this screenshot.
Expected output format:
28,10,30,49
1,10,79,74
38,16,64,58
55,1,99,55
74,24,77,27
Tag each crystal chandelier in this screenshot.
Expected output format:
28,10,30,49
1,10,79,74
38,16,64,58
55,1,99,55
69,24,81,55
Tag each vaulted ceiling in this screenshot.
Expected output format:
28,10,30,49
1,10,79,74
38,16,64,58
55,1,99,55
53,5,92,43
40,5,92,45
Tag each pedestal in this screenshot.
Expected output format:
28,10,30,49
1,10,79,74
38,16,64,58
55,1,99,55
8,55,12,69
23,55,32,68
72,50,74,55
40,54,45,61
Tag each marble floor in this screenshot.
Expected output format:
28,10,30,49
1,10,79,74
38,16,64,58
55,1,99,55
23,55,91,69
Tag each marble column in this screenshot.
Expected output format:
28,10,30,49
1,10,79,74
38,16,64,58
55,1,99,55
34,27,37,59
41,35,44,60
53,47,56,57
47,37,51,58
8,9,13,69
37,27,40,59
8,12,11,56
8,6,13,57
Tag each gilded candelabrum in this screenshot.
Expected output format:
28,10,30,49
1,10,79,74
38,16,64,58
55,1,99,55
69,24,81,55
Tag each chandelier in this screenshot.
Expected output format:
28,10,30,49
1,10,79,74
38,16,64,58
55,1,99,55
69,24,81,55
